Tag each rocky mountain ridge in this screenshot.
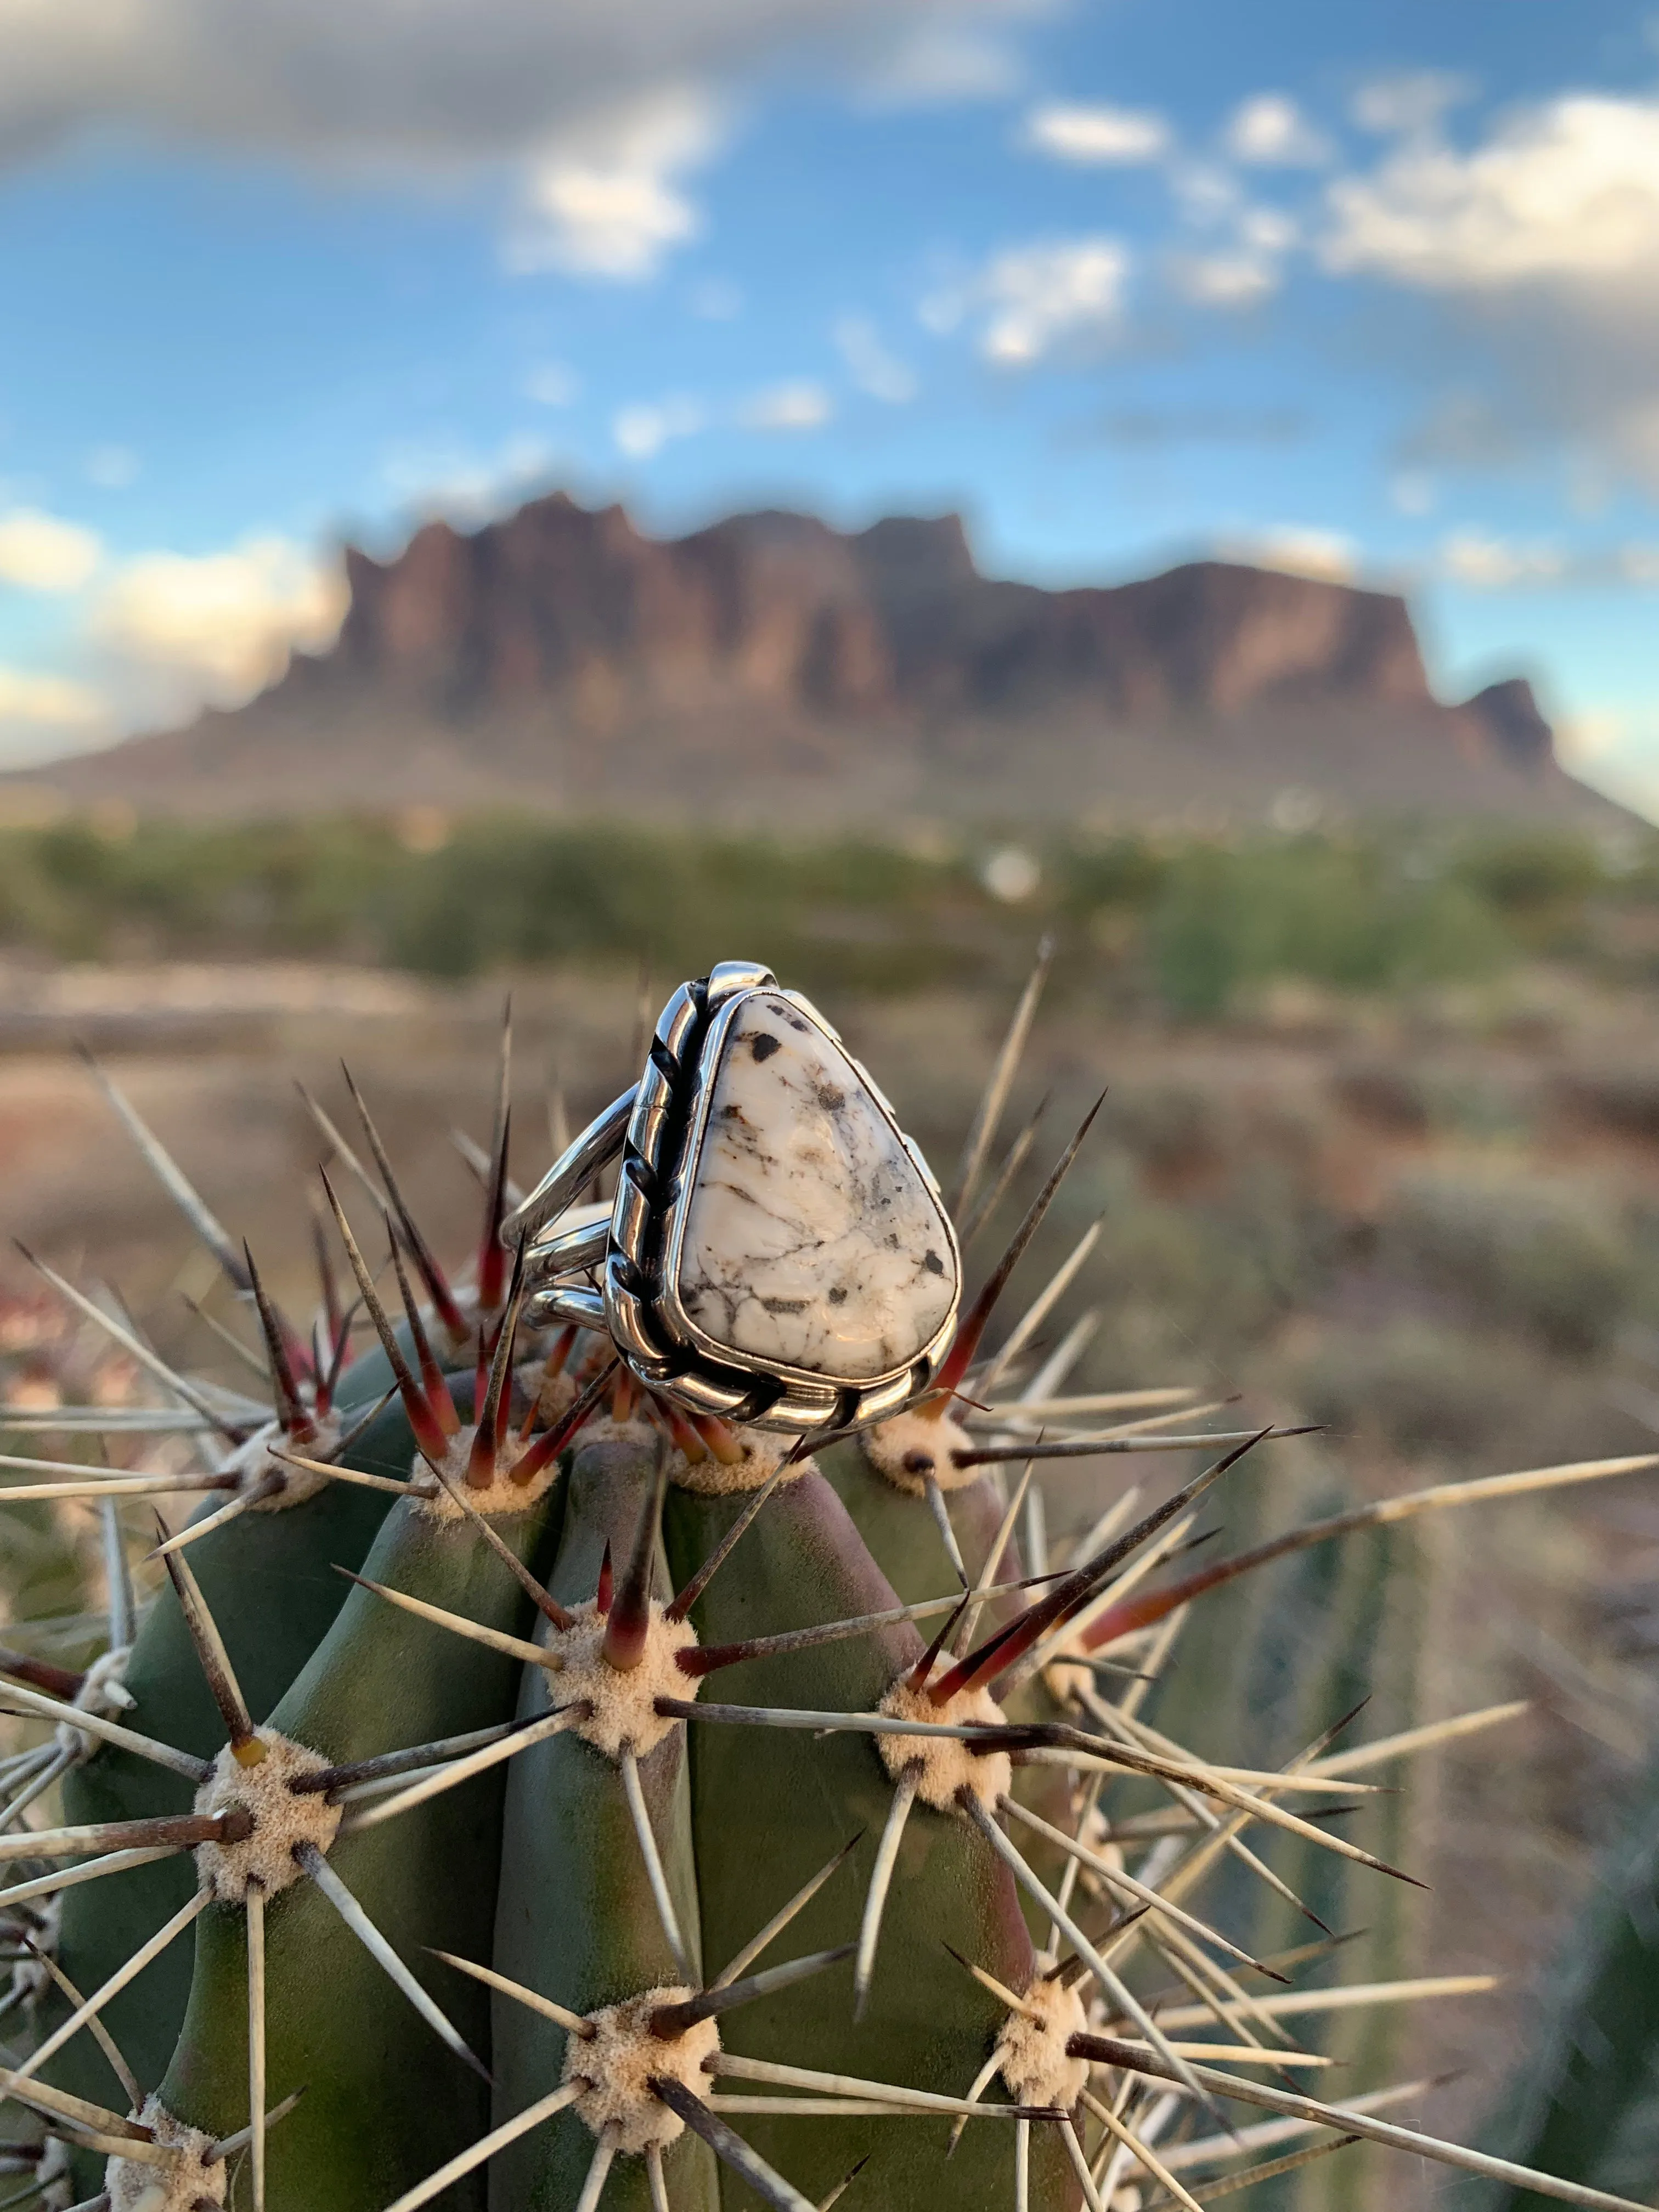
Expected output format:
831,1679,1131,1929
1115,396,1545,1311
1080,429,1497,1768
31,492,1599,823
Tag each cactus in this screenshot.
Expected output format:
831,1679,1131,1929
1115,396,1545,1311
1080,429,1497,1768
1461,1745,1659,2212
1,962,1655,2212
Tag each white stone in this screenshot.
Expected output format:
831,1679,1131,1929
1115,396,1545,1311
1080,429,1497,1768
675,993,957,1381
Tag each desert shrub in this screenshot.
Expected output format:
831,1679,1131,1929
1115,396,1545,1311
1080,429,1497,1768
1149,840,1510,1017
2,813,1653,1007
1294,1318,1543,1460
1052,834,1166,908
1101,1082,1228,1191
1383,1170,1637,1359
1056,1142,1340,1379
369,820,978,991
1452,830,1607,954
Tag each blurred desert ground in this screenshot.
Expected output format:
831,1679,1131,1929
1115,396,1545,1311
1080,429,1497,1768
8,823,1659,2200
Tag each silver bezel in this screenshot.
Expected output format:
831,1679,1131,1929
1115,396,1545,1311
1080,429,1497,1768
599,968,961,1431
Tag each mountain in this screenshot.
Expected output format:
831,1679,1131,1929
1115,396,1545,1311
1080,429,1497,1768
30,493,1611,826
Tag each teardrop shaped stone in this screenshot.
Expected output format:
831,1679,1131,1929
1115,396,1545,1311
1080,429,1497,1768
674,993,958,1381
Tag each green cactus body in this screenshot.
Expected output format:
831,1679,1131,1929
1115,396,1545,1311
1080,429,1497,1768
663,1451,1076,2211
1147,1464,1421,2039
1469,1753,1659,2212
816,1432,1014,1610
492,1430,718,2212
820,1412,1069,1875
157,1432,561,2210
816,1424,1059,1847
46,1403,405,2166
1048,1454,1426,2212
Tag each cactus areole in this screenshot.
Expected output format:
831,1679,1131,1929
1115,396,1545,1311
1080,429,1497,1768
0,961,1652,2212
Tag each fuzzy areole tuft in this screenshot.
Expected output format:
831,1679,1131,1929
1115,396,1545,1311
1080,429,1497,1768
192,1731,339,1902
104,2099,227,2212
228,1411,343,1511
31,2138,70,2209
549,1599,700,1762
562,1988,721,2155
54,1644,136,1768
665,1425,808,1496
876,1675,1012,1812
995,1964,1090,2110
861,1407,979,1497
408,1422,562,1522
528,1362,580,1425
218,1407,345,1513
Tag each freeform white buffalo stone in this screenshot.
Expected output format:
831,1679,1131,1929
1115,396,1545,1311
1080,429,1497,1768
674,993,957,1380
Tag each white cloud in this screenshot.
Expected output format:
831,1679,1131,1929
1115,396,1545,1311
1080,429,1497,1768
1437,531,1659,589
1168,252,1278,307
1163,185,1294,311
1325,94,1659,487
1325,95,1659,291
833,315,917,403
1555,703,1659,822
510,89,721,280
1171,161,1242,225
1350,70,1475,139
523,363,580,407
0,532,352,764
1219,526,1358,582
380,432,554,518
0,1,1027,166
612,395,706,458
92,537,348,708
983,240,1130,362
0,664,110,768
0,0,1048,288
0,508,103,592
929,238,1130,364
1239,205,1297,253
1023,101,1170,166
1223,93,1330,167
0,665,106,730
867,20,1026,105
1556,704,1629,770
616,379,832,453
735,380,833,430
1439,531,1565,589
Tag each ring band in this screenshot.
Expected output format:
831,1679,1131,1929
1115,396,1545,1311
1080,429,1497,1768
505,961,962,1431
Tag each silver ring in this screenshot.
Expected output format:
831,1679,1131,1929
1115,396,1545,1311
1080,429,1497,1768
504,960,962,1431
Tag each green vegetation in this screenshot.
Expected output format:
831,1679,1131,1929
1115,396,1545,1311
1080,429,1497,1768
1,813,1656,1008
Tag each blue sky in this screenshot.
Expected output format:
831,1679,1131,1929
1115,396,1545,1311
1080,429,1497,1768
2,0,1658,810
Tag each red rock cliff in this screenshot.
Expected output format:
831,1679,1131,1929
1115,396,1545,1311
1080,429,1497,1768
33,491,1597,824
330,494,1434,724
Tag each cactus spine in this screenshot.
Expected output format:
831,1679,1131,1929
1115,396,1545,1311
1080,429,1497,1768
0,966,1653,2212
